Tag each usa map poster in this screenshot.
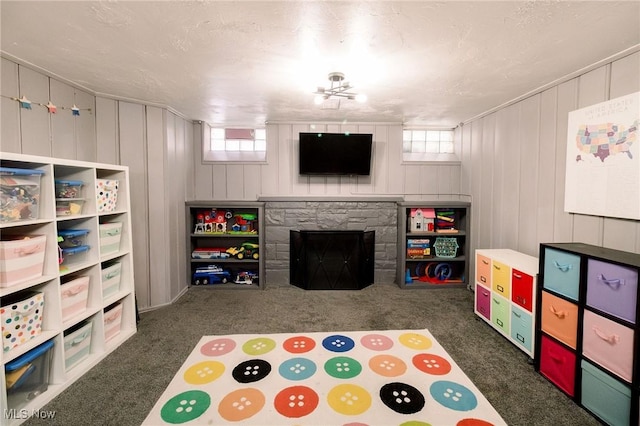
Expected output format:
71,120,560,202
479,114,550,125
564,91,640,220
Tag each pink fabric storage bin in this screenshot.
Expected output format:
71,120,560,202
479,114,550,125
60,276,90,321
582,310,634,382
0,235,46,287
104,303,123,341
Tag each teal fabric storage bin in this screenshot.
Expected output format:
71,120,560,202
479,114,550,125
543,247,581,301
581,360,630,426
64,321,93,371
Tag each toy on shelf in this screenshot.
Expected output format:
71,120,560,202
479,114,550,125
229,212,258,234
408,208,435,233
435,209,458,233
434,237,459,258
192,265,232,285
191,247,231,260
226,242,259,260
414,261,463,284
193,209,259,235
407,238,431,259
234,270,258,285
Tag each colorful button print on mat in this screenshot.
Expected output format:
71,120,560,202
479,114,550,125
369,354,407,377
274,385,319,418
324,356,362,379
142,330,507,425
160,390,210,424
327,383,372,415
218,388,265,421
200,337,235,356
242,337,276,355
232,359,272,383
279,357,317,381
430,380,478,411
183,361,225,385
379,382,426,415
413,353,452,375
361,333,394,351
283,335,316,353
322,334,355,352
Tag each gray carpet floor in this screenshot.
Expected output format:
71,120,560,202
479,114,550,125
24,283,600,425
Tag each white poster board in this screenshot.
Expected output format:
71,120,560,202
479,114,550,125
564,91,640,220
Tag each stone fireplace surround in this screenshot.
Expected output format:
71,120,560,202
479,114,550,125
259,196,401,288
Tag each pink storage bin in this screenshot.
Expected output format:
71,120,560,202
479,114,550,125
60,276,90,322
582,310,634,382
0,235,46,287
103,303,123,341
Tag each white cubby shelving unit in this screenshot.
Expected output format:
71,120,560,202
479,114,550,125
0,152,136,425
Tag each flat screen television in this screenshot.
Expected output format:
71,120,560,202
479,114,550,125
299,132,373,176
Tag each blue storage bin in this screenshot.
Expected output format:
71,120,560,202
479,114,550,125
58,229,90,249
0,167,45,223
4,339,54,408
60,245,90,267
581,360,631,426
543,247,581,301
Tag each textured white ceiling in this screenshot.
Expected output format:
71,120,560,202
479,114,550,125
1,1,639,128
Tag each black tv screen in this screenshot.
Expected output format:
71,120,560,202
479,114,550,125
299,132,372,176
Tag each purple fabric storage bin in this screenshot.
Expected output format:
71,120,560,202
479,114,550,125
586,259,638,324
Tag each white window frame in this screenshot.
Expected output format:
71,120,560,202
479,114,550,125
402,128,460,164
203,126,267,163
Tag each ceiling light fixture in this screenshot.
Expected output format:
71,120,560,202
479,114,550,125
313,72,367,106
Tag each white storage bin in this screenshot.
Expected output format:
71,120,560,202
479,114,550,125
0,235,46,287
60,276,90,321
1,291,44,353
63,321,93,371
104,303,123,341
96,179,119,212
99,222,123,255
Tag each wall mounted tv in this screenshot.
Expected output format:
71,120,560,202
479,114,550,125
299,132,373,176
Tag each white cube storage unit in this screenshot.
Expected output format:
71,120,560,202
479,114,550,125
0,152,137,425
474,249,539,358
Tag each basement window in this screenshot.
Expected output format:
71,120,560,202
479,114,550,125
204,128,267,163
402,129,459,163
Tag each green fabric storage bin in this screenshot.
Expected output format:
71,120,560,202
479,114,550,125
581,360,630,426
99,222,122,255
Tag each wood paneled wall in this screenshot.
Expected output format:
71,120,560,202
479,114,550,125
1,57,191,311
461,50,640,279
4,47,638,309
190,122,465,201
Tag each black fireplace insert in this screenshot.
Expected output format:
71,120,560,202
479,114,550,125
290,230,375,290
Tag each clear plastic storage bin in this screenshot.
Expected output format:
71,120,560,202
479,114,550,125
0,167,45,223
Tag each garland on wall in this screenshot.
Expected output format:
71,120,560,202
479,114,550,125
0,94,92,115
